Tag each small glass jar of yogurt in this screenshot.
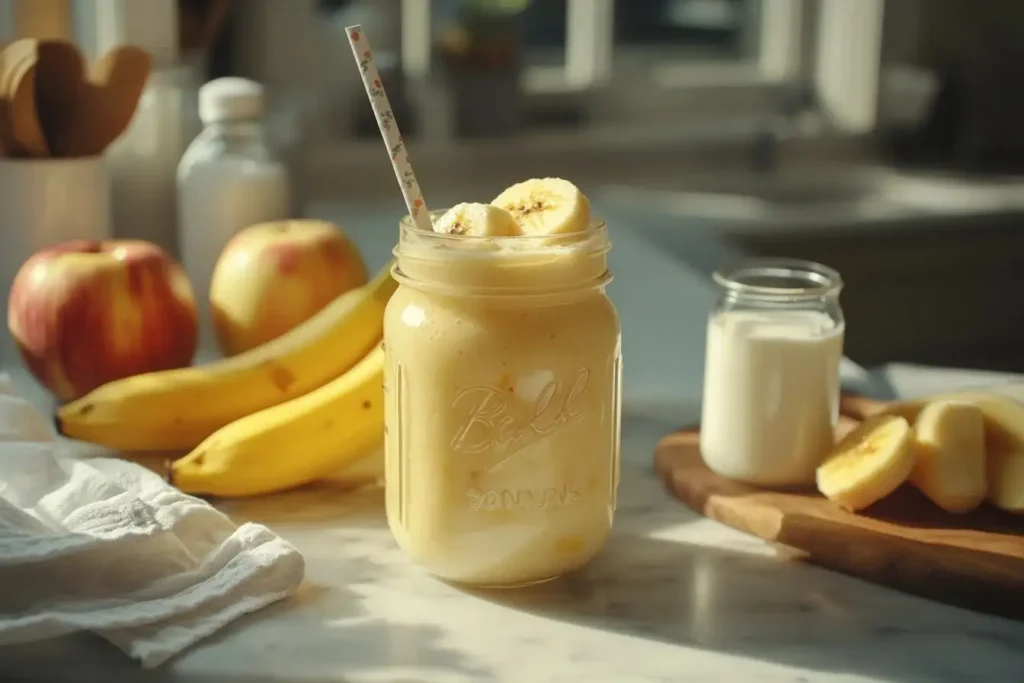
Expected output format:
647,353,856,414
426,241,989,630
384,212,622,587
700,258,844,487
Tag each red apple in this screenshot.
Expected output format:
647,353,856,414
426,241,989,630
8,239,198,402
210,220,367,356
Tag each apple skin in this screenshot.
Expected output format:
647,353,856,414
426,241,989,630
8,239,198,402
210,220,368,356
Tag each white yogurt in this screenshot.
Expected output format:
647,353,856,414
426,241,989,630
700,309,844,486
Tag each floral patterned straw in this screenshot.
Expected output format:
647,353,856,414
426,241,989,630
346,24,432,231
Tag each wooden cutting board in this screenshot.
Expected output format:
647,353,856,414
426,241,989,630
654,417,1024,622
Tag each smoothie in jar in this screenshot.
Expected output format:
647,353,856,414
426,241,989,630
384,179,622,586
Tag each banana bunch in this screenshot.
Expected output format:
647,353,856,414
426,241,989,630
816,391,1024,514
56,262,397,451
54,177,595,498
171,343,385,498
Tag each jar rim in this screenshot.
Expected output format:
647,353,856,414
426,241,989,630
394,209,612,298
390,262,614,298
398,210,608,250
712,258,842,299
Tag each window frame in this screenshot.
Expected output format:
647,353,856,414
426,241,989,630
543,0,804,91
400,0,802,91
557,0,807,128
50,0,886,184
401,0,882,132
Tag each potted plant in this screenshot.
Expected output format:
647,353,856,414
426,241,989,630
437,0,532,138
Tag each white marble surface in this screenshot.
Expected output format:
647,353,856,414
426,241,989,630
2,199,1023,682
4,418,1024,683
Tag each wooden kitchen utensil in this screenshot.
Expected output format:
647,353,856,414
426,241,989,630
33,40,84,157
654,404,1024,622
10,63,49,157
69,45,152,157
0,39,48,157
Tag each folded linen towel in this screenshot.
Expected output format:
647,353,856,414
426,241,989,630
0,374,305,668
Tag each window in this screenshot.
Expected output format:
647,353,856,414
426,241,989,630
520,0,568,66
96,0,879,161
398,0,808,123
303,0,884,135
614,0,750,54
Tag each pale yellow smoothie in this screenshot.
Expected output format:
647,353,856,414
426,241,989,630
384,214,622,586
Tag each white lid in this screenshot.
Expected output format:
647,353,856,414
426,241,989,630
198,77,265,124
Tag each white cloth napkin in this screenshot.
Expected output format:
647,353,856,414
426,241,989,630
0,375,305,668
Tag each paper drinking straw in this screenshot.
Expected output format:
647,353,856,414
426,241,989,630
346,24,433,232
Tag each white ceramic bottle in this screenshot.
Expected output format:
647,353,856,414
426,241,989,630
177,77,291,352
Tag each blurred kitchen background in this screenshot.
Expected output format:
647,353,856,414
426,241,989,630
5,0,1024,371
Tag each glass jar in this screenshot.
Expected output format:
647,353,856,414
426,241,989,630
700,258,844,487
384,213,622,587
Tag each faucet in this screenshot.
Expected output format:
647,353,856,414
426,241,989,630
749,83,829,173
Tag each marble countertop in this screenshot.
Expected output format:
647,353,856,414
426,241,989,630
2,198,1023,682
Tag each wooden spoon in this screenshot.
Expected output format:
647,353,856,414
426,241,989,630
0,39,48,157
10,62,49,156
34,39,84,157
70,45,152,157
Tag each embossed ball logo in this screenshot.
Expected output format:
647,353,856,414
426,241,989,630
449,368,590,463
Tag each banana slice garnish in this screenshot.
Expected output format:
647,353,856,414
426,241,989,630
816,414,916,511
491,177,590,236
433,202,521,237
911,400,987,513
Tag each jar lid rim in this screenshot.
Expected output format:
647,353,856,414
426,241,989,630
399,209,607,246
713,258,842,298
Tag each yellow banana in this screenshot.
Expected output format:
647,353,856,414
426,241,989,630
876,392,1024,515
56,262,397,451
491,177,591,235
878,391,1024,454
433,202,520,236
941,393,1024,514
171,342,385,498
910,400,987,513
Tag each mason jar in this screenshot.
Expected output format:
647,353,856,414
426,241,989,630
700,258,845,487
384,212,622,587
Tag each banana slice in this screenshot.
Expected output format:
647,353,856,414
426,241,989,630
491,178,590,236
816,414,916,511
988,449,1024,514
880,391,1024,454
911,400,987,513
433,202,521,237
